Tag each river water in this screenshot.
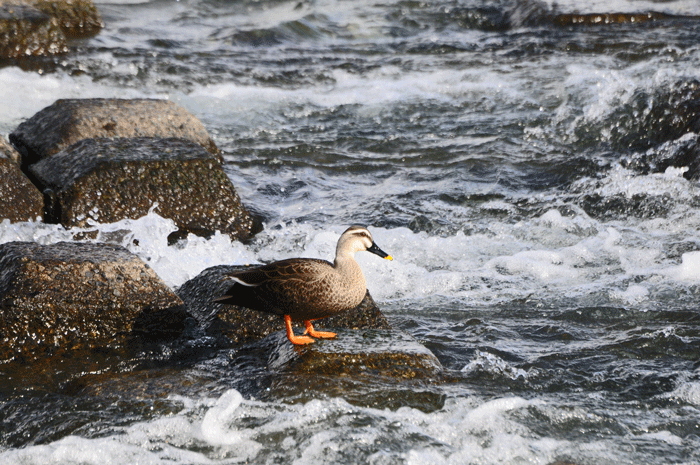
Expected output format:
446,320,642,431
2,0,700,463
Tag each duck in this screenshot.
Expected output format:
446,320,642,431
214,225,393,345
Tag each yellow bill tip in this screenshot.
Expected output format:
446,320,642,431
385,255,394,261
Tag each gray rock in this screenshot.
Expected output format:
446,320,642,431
0,142,43,222
177,264,391,346
0,241,188,362
29,137,256,240
11,99,219,167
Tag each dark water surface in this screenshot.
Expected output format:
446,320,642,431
2,0,700,463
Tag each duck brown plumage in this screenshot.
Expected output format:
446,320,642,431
214,225,392,345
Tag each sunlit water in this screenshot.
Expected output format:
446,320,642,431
2,0,700,463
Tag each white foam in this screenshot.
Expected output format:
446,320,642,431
0,67,162,134
609,284,649,306
0,211,258,289
180,64,521,131
574,165,697,201
668,380,700,407
3,202,700,304
0,432,212,465
462,350,529,381
0,381,654,465
667,251,700,282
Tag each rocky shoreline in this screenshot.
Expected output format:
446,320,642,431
0,96,405,370
3,0,700,399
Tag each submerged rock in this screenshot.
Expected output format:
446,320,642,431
29,137,256,240
177,264,391,346
56,330,444,413
0,141,43,222
0,241,189,362
0,3,66,58
552,12,675,27
269,329,441,378
10,98,219,168
262,329,445,410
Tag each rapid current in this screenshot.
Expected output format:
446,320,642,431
2,0,700,463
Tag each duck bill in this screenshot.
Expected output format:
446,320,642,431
368,242,393,261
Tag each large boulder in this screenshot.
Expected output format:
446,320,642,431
28,137,256,240
0,139,43,222
177,264,391,346
10,99,220,168
0,241,189,362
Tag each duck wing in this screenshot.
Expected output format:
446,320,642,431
215,259,335,316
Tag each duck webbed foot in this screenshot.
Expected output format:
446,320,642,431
303,320,337,339
284,314,315,345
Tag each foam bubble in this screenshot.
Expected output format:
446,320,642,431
668,381,700,407
199,390,262,458
609,284,649,306
462,350,529,381
100,213,259,288
1,386,643,465
573,165,697,202
0,432,210,465
667,251,700,282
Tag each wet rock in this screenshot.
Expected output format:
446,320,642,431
579,193,674,221
0,241,188,362
622,134,700,181
30,0,102,37
10,98,220,168
0,2,67,58
0,136,20,164
0,140,43,222
177,264,391,346
616,80,700,153
553,12,674,27
28,137,256,240
270,329,441,378
262,329,445,410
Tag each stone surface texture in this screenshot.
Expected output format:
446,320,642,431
11,98,219,167
0,241,188,362
29,137,255,239
0,143,43,222
0,3,66,57
30,0,102,36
